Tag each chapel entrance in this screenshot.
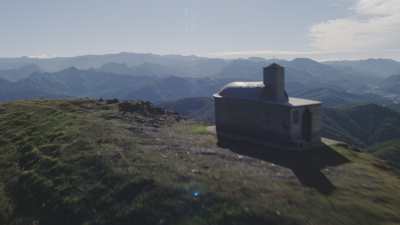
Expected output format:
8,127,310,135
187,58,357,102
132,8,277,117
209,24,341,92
302,109,312,142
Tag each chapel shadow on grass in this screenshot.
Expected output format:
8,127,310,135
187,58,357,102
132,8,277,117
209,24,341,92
218,139,350,195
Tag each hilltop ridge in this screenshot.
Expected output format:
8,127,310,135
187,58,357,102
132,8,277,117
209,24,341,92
0,100,400,225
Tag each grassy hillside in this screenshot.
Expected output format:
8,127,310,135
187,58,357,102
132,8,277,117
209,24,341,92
369,139,400,170
322,104,400,147
0,100,400,225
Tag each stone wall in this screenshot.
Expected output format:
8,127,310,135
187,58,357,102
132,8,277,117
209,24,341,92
289,105,321,144
215,97,292,145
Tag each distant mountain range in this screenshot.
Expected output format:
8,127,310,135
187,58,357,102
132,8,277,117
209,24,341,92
0,53,228,77
0,66,390,106
378,74,400,95
1,52,399,79
1,53,399,105
325,58,400,78
0,67,234,103
0,64,41,82
291,87,390,107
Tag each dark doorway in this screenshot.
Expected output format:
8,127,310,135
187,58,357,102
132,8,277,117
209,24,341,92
302,109,312,142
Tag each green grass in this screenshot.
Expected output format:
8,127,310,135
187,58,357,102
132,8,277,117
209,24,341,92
322,104,400,147
368,139,400,170
190,124,209,135
0,99,400,225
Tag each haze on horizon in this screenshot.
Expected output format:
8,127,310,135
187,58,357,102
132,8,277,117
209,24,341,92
1,0,400,60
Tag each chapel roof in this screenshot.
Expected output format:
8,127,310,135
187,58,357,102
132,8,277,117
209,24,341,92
214,81,320,107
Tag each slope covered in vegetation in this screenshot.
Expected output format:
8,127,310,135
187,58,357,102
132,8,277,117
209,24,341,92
369,139,400,170
0,100,400,225
322,104,400,146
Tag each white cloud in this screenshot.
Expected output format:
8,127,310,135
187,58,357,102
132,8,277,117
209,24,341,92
310,0,400,52
28,54,53,59
356,0,400,15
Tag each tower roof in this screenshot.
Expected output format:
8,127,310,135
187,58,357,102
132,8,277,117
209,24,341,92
267,63,283,69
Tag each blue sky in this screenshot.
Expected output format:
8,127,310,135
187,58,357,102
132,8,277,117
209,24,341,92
1,0,399,60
